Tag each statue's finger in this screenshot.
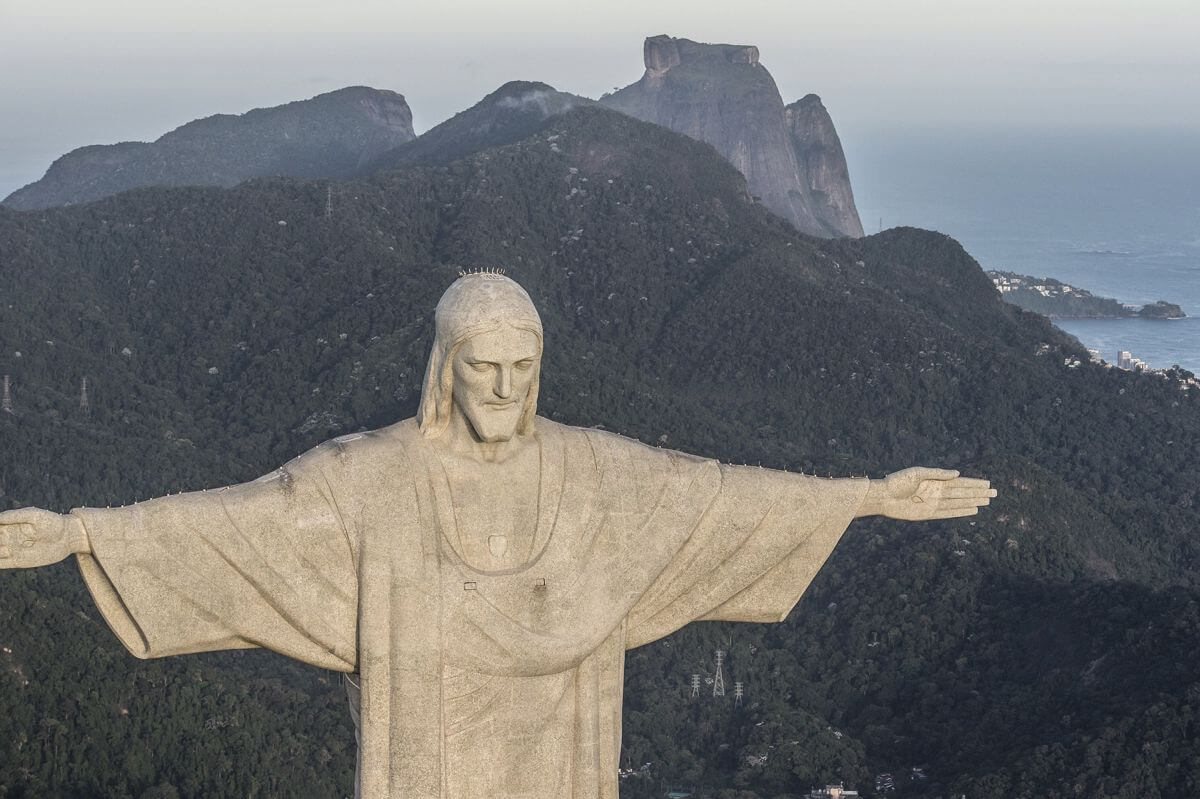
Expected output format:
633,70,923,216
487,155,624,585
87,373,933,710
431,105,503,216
931,507,979,519
946,477,990,489
944,487,997,499
911,467,959,481
941,498,990,510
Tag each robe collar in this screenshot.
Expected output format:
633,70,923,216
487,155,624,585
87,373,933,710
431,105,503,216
415,419,566,576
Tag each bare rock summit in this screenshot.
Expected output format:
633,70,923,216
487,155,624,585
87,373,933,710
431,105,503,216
601,35,863,238
786,94,864,238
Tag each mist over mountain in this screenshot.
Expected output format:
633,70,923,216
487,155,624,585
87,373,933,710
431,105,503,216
602,35,864,238
364,81,592,173
1,100,1198,799
2,87,415,211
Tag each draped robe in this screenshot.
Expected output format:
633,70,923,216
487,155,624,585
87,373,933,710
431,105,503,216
72,417,867,799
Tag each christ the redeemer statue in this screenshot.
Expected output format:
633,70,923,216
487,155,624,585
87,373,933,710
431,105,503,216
0,273,994,799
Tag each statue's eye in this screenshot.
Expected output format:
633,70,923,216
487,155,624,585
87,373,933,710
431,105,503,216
469,362,491,373
514,360,534,371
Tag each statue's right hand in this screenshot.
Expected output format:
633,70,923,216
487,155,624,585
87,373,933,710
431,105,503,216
0,508,75,569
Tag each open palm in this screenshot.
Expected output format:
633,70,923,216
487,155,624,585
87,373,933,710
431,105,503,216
876,467,996,521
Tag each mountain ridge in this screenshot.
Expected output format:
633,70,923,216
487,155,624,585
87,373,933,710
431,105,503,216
362,80,592,174
2,86,415,211
8,36,865,244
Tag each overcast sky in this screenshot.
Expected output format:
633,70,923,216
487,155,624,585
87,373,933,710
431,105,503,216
2,0,1198,196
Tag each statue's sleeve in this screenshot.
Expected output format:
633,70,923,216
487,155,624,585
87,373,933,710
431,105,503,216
625,459,869,649
70,448,357,672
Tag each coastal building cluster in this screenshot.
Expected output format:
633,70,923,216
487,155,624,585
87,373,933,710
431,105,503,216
1080,348,1200,389
1115,350,1148,371
990,270,1184,320
991,273,1075,298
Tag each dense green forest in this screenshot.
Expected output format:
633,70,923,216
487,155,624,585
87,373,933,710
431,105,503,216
1,105,1199,798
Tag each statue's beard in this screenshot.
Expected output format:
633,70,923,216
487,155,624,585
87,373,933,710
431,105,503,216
457,398,524,443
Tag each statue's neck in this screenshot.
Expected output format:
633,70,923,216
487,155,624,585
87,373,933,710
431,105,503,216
430,419,543,571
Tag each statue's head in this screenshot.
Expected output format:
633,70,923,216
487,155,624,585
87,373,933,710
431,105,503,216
418,271,543,442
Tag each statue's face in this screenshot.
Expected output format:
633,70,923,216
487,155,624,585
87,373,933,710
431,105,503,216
451,326,540,443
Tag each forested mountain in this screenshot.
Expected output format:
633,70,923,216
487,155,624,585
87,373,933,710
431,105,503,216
2,87,415,211
363,80,592,173
1,105,1199,799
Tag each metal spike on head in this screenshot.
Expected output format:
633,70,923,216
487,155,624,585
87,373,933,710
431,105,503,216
458,266,508,278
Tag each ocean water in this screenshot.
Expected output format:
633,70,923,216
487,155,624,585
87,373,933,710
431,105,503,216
845,128,1200,373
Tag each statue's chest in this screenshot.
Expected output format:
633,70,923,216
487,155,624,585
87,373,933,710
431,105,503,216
442,455,540,570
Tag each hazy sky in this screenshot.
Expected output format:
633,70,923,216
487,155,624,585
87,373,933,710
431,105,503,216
2,0,1198,196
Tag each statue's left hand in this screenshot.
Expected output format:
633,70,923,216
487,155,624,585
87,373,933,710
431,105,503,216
0,508,85,569
860,467,996,521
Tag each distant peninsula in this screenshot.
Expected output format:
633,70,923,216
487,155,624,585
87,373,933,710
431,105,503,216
988,271,1186,320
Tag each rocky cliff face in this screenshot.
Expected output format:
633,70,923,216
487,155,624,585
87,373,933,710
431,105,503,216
3,87,415,210
786,94,864,237
601,35,863,238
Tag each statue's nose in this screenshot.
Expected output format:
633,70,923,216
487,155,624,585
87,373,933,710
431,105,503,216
494,366,512,398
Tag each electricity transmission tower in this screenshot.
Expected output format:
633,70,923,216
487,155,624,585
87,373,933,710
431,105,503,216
734,681,744,706
690,674,701,699
713,650,726,697
1,375,11,413
79,377,90,415
325,185,334,219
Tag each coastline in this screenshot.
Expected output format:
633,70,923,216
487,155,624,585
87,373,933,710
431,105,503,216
1044,314,1190,321
1056,315,1200,373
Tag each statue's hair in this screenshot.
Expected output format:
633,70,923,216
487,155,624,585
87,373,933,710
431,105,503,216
417,273,543,439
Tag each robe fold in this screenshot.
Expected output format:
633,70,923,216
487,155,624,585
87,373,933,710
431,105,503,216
72,417,867,799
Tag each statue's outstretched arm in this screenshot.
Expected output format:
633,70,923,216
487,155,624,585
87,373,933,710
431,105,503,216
855,467,996,520
1,445,358,670
0,507,90,568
